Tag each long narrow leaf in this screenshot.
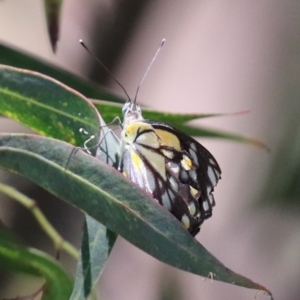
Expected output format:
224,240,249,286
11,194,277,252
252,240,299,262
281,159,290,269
0,240,73,300
92,100,268,149
0,45,124,102
0,63,118,297
44,0,63,52
0,134,273,298
70,217,117,300
0,64,100,148
71,115,119,299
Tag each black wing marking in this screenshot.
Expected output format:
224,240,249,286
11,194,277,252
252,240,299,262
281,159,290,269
147,120,222,222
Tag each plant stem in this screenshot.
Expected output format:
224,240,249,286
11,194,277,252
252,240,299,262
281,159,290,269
0,182,79,259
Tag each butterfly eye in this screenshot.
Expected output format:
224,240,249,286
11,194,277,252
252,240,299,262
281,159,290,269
122,101,131,116
136,104,141,113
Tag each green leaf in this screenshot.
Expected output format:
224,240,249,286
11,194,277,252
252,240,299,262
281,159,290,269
0,44,124,102
92,100,223,124
0,64,100,148
0,182,79,259
70,216,117,300
92,100,269,150
0,134,273,298
0,45,267,150
0,64,118,296
175,124,270,151
0,239,73,300
70,111,119,299
0,63,267,150
44,0,63,52
0,64,119,296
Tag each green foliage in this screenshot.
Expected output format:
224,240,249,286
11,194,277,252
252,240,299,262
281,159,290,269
93,99,269,149
0,65,100,148
0,134,270,294
0,44,124,103
0,239,73,300
0,51,273,299
70,217,117,300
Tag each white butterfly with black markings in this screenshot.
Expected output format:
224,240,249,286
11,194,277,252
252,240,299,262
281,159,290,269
81,39,221,236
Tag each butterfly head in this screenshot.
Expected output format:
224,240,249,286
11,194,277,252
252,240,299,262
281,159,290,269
122,100,144,126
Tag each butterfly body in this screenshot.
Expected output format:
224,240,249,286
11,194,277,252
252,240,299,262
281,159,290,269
118,101,221,236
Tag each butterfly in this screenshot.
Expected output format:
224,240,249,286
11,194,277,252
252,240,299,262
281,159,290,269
80,39,221,236
118,100,221,236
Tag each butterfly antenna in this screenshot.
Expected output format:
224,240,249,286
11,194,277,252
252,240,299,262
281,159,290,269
79,39,131,102
133,38,166,106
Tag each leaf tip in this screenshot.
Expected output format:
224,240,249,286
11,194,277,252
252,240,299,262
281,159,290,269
255,288,274,300
248,139,271,153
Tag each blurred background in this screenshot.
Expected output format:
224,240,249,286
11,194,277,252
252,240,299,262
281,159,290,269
1,0,300,299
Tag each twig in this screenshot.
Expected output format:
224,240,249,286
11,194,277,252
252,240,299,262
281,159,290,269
0,183,79,259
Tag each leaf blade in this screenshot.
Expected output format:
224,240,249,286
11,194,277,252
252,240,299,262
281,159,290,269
93,100,268,149
70,216,117,300
44,0,63,52
0,64,100,148
0,44,124,102
0,134,273,298
0,240,73,300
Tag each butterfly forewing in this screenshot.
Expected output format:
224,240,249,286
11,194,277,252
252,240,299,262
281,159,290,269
148,120,221,220
118,110,221,236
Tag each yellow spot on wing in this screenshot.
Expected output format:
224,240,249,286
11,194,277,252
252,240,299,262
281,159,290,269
181,215,190,229
181,155,193,170
126,122,152,136
155,129,181,151
131,150,143,168
190,186,200,198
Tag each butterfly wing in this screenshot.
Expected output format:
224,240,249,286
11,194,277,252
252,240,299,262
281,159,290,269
119,120,203,235
147,120,222,222
119,119,221,236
